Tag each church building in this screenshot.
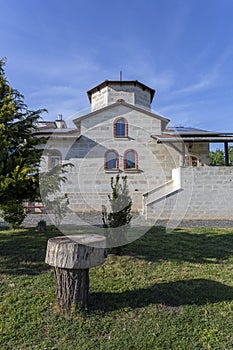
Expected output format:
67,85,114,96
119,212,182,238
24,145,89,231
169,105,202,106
35,79,233,222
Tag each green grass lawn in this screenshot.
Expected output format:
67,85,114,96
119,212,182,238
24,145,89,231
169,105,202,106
0,225,233,350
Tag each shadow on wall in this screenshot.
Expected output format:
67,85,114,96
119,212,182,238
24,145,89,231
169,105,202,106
65,136,108,160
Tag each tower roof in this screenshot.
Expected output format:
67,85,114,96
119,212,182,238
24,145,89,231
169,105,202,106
87,80,155,103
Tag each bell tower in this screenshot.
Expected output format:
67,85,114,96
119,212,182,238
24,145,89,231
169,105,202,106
87,80,155,112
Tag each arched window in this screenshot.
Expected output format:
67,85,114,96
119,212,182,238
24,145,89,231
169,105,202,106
114,117,128,137
124,150,138,170
48,150,62,170
105,149,119,170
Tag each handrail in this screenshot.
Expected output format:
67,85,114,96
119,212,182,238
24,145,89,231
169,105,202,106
143,180,174,197
145,188,181,206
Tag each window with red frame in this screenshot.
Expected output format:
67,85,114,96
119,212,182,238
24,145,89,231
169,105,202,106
124,150,138,170
105,150,119,170
114,117,128,137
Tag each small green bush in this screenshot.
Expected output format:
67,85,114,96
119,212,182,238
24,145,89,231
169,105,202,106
102,175,132,252
35,220,47,232
102,175,132,228
0,201,26,229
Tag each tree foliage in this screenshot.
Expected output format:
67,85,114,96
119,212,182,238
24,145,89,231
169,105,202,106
102,175,132,229
0,58,46,227
210,147,233,166
102,175,132,251
39,162,73,226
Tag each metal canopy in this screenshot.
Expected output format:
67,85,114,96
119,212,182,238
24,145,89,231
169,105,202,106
151,133,233,166
151,135,233,143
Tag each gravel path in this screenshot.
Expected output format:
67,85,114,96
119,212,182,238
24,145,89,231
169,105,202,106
156,219,233,228
1,213,232,229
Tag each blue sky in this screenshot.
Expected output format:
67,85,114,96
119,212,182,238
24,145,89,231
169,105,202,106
1,0,233,132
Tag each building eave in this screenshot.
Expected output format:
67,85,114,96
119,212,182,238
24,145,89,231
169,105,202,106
73,100,169,126
87,80,155,103
33,128,80,138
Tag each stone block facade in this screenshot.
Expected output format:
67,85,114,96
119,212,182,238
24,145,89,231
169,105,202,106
37,79,233,222
147,167,233,220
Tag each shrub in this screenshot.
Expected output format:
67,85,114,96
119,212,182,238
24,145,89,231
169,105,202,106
102,175,132,251
0,201,26,229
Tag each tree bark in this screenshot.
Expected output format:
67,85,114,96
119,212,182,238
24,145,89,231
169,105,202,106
54,267,89,310
45,235,106,310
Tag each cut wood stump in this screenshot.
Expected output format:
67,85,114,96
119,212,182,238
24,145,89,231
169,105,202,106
45,234,106,310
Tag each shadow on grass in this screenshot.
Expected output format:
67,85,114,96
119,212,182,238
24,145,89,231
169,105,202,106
90,278,233,311
0,227,59,275
120,226,233,263
0,226,233,276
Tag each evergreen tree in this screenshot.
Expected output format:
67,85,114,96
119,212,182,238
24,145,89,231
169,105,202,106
102,175,132,250
0,58,46,227
107,175,132,228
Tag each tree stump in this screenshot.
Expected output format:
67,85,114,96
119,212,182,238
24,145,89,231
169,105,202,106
45,235,106,310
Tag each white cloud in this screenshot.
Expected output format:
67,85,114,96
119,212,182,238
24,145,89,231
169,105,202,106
173,47,233,95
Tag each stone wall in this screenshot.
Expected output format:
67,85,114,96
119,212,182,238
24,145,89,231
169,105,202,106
57,105,182,213
147,166,233,220
90,84,151,111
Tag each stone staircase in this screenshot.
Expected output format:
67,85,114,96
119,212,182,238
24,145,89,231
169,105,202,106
142,168,182,219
